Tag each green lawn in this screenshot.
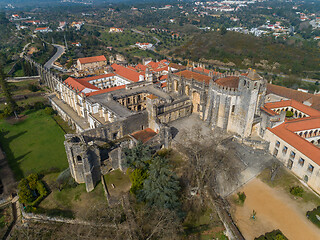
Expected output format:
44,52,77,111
39,173,106,219
0,109,68,179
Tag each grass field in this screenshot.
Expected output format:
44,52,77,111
39,173,106,219
0,109,68,179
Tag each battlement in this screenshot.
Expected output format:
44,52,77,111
211,81,240,96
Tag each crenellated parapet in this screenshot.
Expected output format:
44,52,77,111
210,81,240,96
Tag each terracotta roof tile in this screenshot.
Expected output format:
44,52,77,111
268,118,320,165
86,85,125,97
130,128,157,143
78,55,107,64
215,76,239,89
169,63,186,70
174,70,211,85
267,84,320,111
111,63,141,82
264,99,320,117
64,77,99,92
79,73,116,82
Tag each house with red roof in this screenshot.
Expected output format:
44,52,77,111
135,42,153,50
77,55,107,71
34,27,52,33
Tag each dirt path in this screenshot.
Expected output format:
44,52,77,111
232,178,320,240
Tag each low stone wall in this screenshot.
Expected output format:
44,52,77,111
20,204,117,228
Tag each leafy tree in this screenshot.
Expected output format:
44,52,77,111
0,66,18,118
139,156,181,210
27,173,39,190
129,168,148,195
124,141,152,170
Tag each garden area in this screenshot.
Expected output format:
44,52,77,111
0,109,68,180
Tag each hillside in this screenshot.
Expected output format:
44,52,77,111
171,31,320,77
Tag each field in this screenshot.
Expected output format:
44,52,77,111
0,109,68,179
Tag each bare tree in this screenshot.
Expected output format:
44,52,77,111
176,123,240,199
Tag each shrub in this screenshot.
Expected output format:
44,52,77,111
237,192,246,204
255,229,288,240
290,186,303,197
3,106,12,117
306,206,320,228
44,106,54,115
33,101,45,110
286,111,294,118
18,173,48,206
27,84,39,92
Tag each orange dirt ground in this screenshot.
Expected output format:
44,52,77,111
231,178,320,240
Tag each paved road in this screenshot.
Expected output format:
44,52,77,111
19,43,31,58
44,44,65,69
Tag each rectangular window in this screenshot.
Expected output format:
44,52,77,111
298,158,305,167
273,148,278,157
282,146,288,154
231,105,235,113
275,141,280,148
287,160,293,170
290,151,296,160
308,164,314,173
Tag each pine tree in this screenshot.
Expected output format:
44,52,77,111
139,156,181,210
0,66,18,118
124,141,152,170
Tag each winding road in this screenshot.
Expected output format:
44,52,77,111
44,44,65,69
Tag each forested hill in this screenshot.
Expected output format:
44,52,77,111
171,31,319,77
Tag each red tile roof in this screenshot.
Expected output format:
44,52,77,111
64,77,99,92
159,75,168,81
263,99,320,117
79,73,115,82
111,63,141,82
267,84,320,111
161,82,167,88
268,118,320,165
78,55,107,64
169,63,185,70
215,76,239,89
130,128,157,143
86,85,126,97
174,70,211,85
35,27,48,30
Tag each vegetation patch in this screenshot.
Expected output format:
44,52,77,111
290,186,304,197
255,229,287,240
18,173,48,207
258,167,320,206
236,192,246,205
306,206,320,228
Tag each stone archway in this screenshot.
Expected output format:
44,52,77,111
192,91,201,113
